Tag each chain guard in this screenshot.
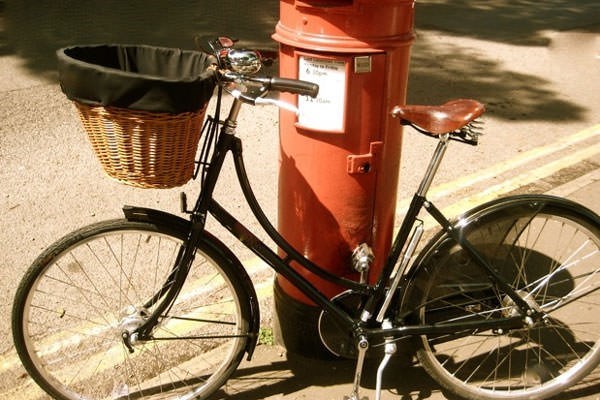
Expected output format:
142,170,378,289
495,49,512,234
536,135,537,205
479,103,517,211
318,290,367,359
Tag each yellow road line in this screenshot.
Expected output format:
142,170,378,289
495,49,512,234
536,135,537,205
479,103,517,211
2,260,272,372
397,124,600,210
416,142,600,228
3,281,276,397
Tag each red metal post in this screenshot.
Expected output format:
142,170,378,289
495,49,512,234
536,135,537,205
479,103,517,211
272,0,415,356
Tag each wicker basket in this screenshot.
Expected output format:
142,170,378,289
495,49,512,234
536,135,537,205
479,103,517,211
74,102,208,188
57,44,217,188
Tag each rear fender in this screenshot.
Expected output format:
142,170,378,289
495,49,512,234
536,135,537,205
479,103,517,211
398,194,600,320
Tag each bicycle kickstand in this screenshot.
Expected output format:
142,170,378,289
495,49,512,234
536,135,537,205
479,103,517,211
375,321,397,400
345,322,397,400
344,335,369,400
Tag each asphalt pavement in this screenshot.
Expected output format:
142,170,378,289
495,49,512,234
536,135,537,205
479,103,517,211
1,1,599,399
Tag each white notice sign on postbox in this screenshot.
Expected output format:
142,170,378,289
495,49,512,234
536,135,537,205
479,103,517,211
297,56,346,132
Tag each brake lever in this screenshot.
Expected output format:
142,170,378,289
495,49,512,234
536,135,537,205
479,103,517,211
229,89,256,105
229,87,299,115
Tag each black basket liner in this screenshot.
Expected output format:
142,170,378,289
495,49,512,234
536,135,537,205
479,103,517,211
57,44,217,114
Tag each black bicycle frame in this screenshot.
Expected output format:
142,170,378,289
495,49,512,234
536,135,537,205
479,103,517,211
142,97,533,342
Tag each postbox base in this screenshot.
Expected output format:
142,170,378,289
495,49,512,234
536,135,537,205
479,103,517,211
273,279,334,359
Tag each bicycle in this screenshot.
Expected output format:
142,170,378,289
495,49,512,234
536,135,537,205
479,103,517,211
12,37,600,400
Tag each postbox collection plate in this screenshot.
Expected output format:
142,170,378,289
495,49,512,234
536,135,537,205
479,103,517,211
297,56,347,133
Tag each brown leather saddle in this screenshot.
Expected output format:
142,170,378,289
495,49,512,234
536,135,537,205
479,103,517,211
391,99,485,135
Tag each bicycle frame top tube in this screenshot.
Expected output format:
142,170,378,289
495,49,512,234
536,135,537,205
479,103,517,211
195,98,391,295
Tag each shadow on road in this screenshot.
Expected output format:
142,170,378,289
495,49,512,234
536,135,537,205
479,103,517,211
407,35,586,121
1,0,593,122
416,0,600,46
2,0,279,79
217,346,600,400
219,350,447,400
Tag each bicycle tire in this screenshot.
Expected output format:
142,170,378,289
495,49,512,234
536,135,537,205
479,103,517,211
12,219,253,400
400,195,600,400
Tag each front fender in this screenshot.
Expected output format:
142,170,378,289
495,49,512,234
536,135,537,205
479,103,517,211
123,205,191,231
122,205,261,359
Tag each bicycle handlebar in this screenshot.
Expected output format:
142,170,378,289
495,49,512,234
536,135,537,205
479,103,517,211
221,72,319,98
263,77,319,98
211,40,319,110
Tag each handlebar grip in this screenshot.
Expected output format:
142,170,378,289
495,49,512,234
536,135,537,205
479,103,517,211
268,77,319,98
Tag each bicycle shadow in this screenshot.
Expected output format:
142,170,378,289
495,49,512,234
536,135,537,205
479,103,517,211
221,237,600,400
219,345,600,400
219,348,446,400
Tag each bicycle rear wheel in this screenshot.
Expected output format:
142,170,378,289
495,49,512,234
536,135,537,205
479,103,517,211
12,219,252,400
402,195,600,400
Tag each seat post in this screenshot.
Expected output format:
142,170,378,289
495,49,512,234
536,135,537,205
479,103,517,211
416,133,450,197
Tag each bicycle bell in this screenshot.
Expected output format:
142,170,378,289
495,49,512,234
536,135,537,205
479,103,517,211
226,49,262,74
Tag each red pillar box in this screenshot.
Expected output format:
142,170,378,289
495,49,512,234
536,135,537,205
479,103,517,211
272,0,415,356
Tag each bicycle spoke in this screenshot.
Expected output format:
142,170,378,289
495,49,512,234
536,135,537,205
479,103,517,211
410,198,600,400
15,222,251,400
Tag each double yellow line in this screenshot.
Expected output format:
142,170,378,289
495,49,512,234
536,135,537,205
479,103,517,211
397,124,600,223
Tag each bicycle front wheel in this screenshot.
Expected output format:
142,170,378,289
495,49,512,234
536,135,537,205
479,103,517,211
402,195,600,400
12,219,252,400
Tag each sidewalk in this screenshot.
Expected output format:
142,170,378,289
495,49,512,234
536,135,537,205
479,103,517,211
1,1,599,399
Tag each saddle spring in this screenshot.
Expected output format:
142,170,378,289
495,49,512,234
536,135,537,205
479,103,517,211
454,118,485,145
